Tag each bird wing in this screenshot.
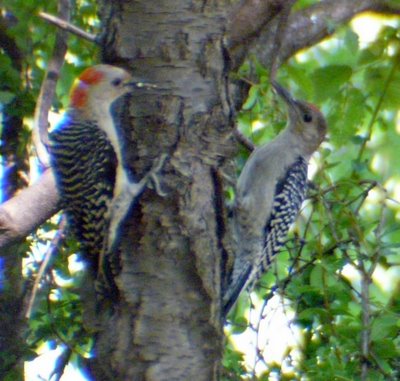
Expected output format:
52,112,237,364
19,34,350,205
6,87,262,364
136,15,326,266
223,157,308,316
49,119,117,276
255,156,308,282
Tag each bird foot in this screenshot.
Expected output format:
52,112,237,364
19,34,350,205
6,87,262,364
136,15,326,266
104,153,168,255
145,153,168,197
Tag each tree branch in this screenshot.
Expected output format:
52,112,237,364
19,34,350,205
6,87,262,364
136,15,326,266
38,11,98,43
269,0,296,81
0,170,60,249
25,216,66,319
229,0,400,71
225,0,285,49
233,129,255,151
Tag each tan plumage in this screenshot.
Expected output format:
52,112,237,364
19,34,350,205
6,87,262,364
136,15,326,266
224,82,327,315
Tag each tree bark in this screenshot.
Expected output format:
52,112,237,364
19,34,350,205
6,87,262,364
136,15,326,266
89,1,236,379
0,170,59,248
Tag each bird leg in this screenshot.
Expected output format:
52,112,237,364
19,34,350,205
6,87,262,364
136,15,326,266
100,154,167,278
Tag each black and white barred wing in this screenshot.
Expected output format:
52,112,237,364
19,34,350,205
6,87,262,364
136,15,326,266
251,157,308,285
49,119,117,276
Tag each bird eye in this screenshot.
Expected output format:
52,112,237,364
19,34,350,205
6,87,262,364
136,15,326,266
111,78,122,87
303,113,313,123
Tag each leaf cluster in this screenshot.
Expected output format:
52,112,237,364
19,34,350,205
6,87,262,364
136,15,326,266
224,18,400,381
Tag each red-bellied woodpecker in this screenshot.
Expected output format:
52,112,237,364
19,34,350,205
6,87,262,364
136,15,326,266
223,82,327,315
49,64,164,288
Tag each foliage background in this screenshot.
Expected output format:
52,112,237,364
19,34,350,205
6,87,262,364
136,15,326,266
224,11,400,381
0,0,399,380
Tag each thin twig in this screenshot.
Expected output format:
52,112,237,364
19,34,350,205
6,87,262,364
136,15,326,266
38,11,97,43
359,192,387,380
356,54,400,162
33,0,71,168
45,283,90,357
25,216,67,319
233,128,255,151
359,260,371,381
50,346,72,381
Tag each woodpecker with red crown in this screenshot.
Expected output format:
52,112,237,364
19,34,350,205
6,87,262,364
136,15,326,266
223,81,327,315
49,64,164,289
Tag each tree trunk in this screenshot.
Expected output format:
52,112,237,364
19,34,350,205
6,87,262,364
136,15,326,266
89,1,236,379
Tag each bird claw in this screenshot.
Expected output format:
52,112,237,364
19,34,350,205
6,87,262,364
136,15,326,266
104,153,168,255
146,153,168,197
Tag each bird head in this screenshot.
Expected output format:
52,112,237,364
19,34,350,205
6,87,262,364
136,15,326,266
272,81,327,153
69,64,138,110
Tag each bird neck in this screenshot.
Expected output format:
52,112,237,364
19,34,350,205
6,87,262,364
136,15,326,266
284,123,324,157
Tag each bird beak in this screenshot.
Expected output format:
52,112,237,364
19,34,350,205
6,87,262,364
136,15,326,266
271,81,297,109
123,80,157,90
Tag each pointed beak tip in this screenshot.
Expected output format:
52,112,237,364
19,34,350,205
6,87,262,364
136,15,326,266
271,81,295,106
124,81,157,90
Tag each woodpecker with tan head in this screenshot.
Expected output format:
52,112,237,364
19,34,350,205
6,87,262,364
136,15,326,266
49,64,164,288
223,81,327,315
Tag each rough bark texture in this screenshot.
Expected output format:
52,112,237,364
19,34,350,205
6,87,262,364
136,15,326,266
0,14,29,379
90,1,236,379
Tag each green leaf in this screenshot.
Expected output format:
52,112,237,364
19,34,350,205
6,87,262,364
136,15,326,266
0,91,15,105
310,264,323,289
373,338,398,359
328,87,366,145
363,66,400,110
358,48,380,66
312,65,353,102
297,307,329,321
344,29,359,56
371,314,399,341
286,65,314,98
242,86,259,110
229,316,248,335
